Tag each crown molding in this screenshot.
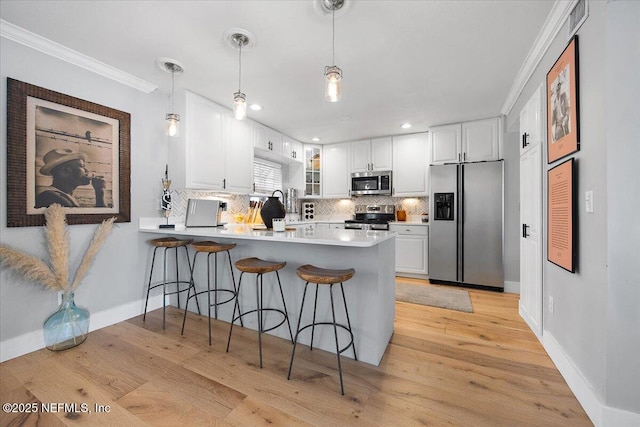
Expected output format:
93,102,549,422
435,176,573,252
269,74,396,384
1,19,157,94
500,0,578,116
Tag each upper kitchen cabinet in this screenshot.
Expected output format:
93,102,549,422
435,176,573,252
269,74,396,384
392,132,429,197
323,142,351,198
184,91,252,192
282,136,303,163
254,123,283,155
350,137,392,172
304,144,321,198
519,84,543,156
430,117,502,164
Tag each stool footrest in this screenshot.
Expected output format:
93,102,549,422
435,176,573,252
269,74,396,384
147,280,193,295
294,322,355,355
231,308,289,334
187,289,236,307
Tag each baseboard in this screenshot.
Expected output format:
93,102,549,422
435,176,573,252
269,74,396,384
0,295,164,363
504,280,520,294
543,332,640,427
519,302,542,340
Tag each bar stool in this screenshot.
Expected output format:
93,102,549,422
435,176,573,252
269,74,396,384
181,241,239,345
143,237,198,330
226,257,294,368
287,264,357,395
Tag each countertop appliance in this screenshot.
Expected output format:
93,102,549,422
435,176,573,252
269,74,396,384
351,170,392,196
285,188,298,213
428,161,504,290
185,199,226,227
344,204,395,230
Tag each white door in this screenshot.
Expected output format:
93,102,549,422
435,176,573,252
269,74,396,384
430,124,461,165
322,142,350,198
392,133,429,196
350,139,371,172
370,137,393,170
461,117,500,162
225,116,253,193
185,91,224,190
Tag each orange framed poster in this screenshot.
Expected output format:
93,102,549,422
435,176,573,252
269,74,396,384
547,36,580,164
547,158,576,272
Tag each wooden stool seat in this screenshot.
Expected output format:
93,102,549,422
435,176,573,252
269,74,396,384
149,237,192,248
235,257,286,274
191,241,236,253
296,265,355,284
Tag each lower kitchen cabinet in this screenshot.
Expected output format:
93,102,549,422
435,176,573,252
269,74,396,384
390,224,429,278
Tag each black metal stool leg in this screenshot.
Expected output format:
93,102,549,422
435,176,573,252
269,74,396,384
143,247,159,321
162,247,169,330
310,283,319,350
181,251,195,335
340,282,357,361
226,271,245,352
329,284,345,395
175,246,180,309
288,281,310,380
256,273,264,368
275,271,294,343
184,246,201,315
226,250,243,327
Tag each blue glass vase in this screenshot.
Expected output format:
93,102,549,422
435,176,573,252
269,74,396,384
43,291,90,351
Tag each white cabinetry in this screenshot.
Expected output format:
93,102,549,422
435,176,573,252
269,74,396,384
390,224,428,277
283,136,303,163
322,142,351,198
185,91,252,192
304,145,321,198
392,133,429,197
519,85,543,337
350,137,393,172
430,117,502,165
254,123,283,155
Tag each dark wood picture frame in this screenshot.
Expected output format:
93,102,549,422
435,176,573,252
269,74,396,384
547,158,576,273
6,78,130,227
546,36,580,164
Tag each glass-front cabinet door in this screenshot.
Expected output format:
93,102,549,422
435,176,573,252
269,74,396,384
304,145,321,197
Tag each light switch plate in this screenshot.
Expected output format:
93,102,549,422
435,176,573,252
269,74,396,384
585,190,594,213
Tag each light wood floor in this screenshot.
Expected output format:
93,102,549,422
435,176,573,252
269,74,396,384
1,279,592,426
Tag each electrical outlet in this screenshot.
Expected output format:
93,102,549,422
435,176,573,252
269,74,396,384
548,296,554,313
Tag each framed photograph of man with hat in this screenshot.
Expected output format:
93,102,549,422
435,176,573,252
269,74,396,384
546,35,580,164
6,78,130,227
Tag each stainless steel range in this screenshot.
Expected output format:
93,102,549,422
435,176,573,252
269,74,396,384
344,204,395,231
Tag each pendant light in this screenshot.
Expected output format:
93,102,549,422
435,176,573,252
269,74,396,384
231,33,249,120
324,0,344,102
158,59,184,137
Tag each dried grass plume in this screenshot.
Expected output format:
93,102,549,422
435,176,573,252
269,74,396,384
0,204,116,292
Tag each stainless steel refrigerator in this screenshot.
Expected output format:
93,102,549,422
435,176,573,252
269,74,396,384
428,160,504,290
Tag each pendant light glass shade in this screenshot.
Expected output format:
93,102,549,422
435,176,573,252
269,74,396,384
159,59,183,137
325,65,342,102
324,0,343,102
231,33,249,120
233,91,247,120
166,113,180,137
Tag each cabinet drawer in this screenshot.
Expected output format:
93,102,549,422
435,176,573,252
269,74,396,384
389,224,428,236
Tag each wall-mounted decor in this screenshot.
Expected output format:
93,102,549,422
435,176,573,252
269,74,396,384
6,78,131,226
547,158,576,273
546,36,580,164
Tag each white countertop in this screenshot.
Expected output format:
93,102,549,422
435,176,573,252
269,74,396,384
388,221,429,226
139,218,395,248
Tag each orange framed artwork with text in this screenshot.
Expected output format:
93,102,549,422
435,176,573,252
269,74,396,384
547,158,576,273
547,36,579,164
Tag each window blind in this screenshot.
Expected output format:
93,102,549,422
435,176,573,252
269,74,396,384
253,158,283,194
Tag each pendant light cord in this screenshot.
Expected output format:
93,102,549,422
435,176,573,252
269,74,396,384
170,69,175,112
238,41,242,93
331,0,336,66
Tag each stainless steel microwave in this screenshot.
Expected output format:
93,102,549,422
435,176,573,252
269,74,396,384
351,171,392,196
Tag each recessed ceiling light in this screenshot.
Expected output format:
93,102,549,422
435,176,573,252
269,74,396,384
401,123,412,129
312,137,320,142
249,104,262,111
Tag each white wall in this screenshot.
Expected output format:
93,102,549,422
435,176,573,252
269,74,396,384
0,37,168,359
506,1,639,423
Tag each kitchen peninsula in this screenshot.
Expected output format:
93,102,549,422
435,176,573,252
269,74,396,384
139,220,396,365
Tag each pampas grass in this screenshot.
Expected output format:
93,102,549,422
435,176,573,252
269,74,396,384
0,204,115,292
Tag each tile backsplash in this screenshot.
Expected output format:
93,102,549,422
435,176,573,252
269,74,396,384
164,190,428,223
